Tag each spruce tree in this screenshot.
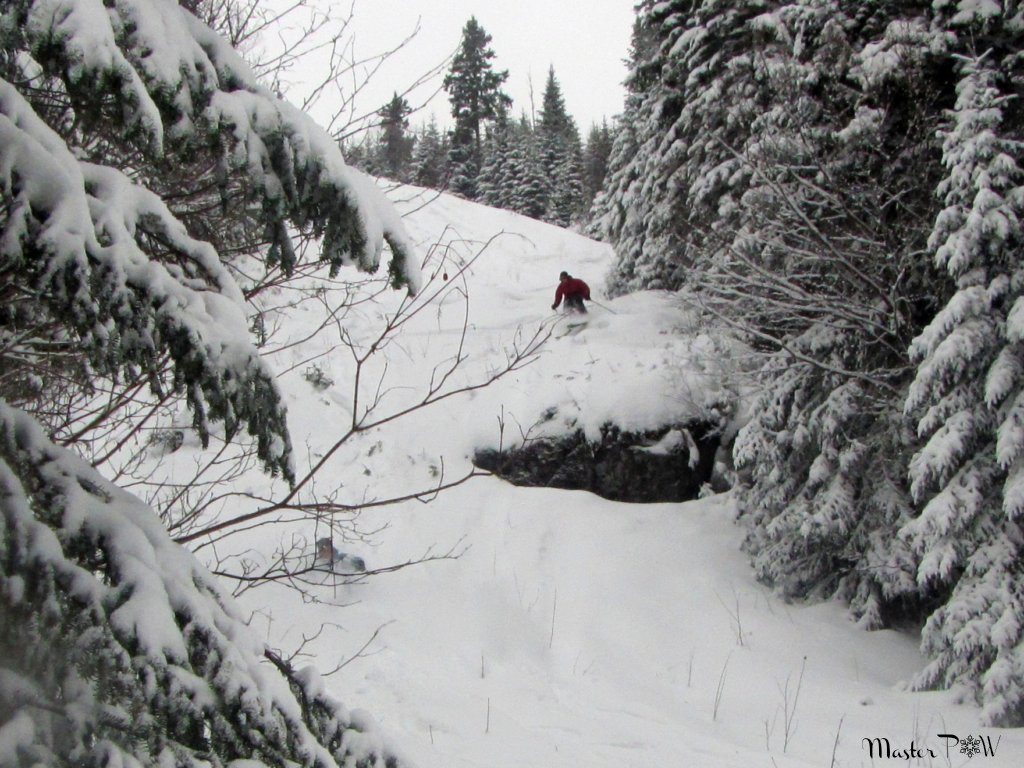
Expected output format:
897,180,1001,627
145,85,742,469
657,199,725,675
582,120,615,211
376,92,415,181
691,2,949,630
411,117,450,189
442,17,511,199
477,108,514,208
591,0,696,289
505,115,549,220
0,404,400,768
446,128,481,200
537,66,586,226
596,0,1024,724
902,55,1024,726
0,0,419,483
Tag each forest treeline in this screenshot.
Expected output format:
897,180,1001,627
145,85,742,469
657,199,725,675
349,17,614,228
590,0,1024,726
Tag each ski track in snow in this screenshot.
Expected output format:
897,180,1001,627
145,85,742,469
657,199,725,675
226,184,1024,767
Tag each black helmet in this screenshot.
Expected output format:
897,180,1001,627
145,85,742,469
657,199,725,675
559,271,569,280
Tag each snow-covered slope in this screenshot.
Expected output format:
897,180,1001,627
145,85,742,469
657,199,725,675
235,185,1024,767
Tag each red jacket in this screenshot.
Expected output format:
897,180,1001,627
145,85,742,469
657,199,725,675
553,278,590,308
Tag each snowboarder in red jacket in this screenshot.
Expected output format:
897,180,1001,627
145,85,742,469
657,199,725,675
552,271,591,314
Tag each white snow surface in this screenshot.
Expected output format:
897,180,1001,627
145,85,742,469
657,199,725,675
216,185,1024,767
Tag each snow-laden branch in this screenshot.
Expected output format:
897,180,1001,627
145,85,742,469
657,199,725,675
2,0,430,480
1,77,294,478
0,401,399,766
11,0,419,284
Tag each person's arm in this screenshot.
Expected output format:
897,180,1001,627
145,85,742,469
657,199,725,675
552,284,563,309
582,281,591,300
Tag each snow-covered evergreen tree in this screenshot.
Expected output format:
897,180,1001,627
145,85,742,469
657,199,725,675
691,3,946,629
446,132,480,200
736,351,917,626
477,110,514,209
442,17,511,200
0,0,419,760
587,92,641,250
597,0,1024,724
0,0,418,477
411,117,450,189
537,67,586,227
505,116,549,220
0,403,399,767
902,54,1024,725
375,92,416,181
546,145,587,228
582,120,615,212
594,0,778,293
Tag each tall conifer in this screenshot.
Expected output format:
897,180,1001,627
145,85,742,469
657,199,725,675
442,17,511,199
537,66,586,226
376,92,415,181
903,54,1024,726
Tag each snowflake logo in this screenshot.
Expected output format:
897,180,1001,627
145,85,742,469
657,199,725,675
960,735,982,758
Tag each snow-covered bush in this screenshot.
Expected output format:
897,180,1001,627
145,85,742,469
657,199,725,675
734,332,919,629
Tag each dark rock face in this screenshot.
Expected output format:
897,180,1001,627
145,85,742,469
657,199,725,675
473,422,721,503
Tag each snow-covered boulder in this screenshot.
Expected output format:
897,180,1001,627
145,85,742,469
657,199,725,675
474,417,723,503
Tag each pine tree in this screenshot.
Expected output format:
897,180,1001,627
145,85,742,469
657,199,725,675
736,356,916,624
446,128,480,200
546,145,586,227
590,0,699,290
504,115,549,220
582,120,615,211
697,1,946,627
442,17,511,199
596,0,1024,724
0,0,419,483
536,65,567,216
0,403,399,768
537,66,586,226
410,117,450,188
588,97,641,247
477,108,514,208
902,55,1024,726
376,92,415,181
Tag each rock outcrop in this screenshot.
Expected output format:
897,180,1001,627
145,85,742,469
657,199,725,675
473,421,721,503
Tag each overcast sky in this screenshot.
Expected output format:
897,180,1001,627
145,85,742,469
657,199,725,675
314,0,636,132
